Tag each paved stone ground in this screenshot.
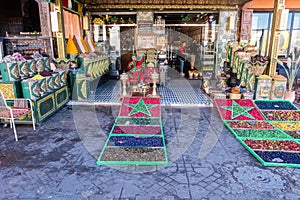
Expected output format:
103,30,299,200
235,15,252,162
1,102,300,200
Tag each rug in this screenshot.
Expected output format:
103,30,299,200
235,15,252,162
215,99,300,168
97,97,168,165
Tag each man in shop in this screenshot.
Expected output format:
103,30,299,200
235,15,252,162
189,39,200,70
178,41,189,76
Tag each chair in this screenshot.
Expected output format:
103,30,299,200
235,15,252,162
0,90,35,141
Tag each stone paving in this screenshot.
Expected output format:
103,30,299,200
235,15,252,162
1,102,300,199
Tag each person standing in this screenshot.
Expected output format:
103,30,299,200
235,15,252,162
189,39,199,69
179,41,188,57
179,41,188,76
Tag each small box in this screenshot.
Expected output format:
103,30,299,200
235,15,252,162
229,93,242,99
21,79,40,100
52,72,61,89
213,92,227,99
0,62,20,81
53,58,69,73
243,91,254,100
0,81,22,98
45,76,55,91
254,75,272,100
18,60,29,79
43,57,51,71
59,71,67,86
35,58,45,73
271,75,287,100
37,77,47,96
27,59,37,76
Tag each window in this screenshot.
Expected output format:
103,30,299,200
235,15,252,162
251,13,271,56
252,13,269,30
251,12,300,57
290,13,300,52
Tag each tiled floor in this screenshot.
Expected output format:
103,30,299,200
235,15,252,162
2,69,299,199
69,68,213,107
1,103,300,199
158,80,212,106
89,80,122,104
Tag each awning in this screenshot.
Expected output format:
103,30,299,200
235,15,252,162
77,0,251,11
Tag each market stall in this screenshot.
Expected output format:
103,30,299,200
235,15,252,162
0,53,69,125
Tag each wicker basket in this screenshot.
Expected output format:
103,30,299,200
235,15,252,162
229,93,242,99
251,63,267,76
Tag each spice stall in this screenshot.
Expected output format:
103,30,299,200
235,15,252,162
0,53,69,125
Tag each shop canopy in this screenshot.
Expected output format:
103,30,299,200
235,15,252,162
76,0,251,10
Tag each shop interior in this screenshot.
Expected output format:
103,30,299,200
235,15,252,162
0,0,298,107
0,0,300,169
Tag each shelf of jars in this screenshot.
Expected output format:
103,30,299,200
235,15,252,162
1,36,52,58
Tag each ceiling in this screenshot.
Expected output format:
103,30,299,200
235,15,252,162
79,0,251,11
91,12,218,25
155,13,219,24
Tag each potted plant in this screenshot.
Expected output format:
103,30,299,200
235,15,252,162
273,49,300,102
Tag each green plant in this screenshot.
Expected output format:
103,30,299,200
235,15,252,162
272,50,300,91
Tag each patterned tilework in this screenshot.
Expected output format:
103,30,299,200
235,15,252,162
97,97,168,165
91,80,122,103
217,99,300,168
215,99,264,121
158,80,213,106
69,77,213,107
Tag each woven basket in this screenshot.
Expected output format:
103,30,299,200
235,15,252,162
251,63,267,76
229,93,242,99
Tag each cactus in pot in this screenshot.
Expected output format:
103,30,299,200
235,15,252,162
272,48,300,101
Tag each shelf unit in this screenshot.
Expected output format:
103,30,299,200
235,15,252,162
199,24,218,73
0,36,52,59
153,18,166,51
160,24,219,74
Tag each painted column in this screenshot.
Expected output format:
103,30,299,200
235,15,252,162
216,10,238,72
36,0,53,58
55,0,66,58
267,0,286,76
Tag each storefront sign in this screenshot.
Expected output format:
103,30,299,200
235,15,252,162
137,21,153,34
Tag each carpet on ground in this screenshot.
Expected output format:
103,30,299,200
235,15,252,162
97,97,168,165
215,99,300,168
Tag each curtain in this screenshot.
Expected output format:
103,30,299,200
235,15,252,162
63,10,81,39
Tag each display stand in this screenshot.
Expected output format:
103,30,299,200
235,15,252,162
0,59,69,125
2,84,68,125
0,80,22,98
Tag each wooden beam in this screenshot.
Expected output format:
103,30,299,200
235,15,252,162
55,0,66,58
86,4,239,10
267,0,285,76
